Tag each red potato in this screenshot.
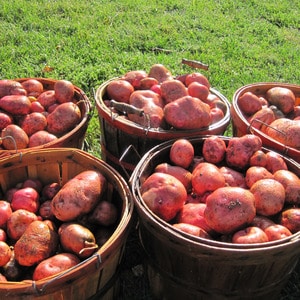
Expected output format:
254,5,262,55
11,187,40,213
46,102,81,136
121,70,148,89
14,220,59,266
0,274,7,282
33,253,80,281
139,77,159,90
265,118,300,148
154,163,192,192
54,80,75,103
28,130,58,147
39,200,55,220
21,79,44,98
51,170,107,222
4,187,19,203
129,89,164,108
185,72,210,89
106,79,134,103
204,186,256,235
245,166,274,188
1,124,29,150
169,139,194,169
37,90,57,109
192,162,225,195
273,169,300,204
210,107,224,124
0,80,27,98
250,215,275,230
58,223,98,259
0,241,12,267
87,200,118,227
219,166,247,188
30,100,45,113
232,226,269,244
22,178,43,193
266,86,295,115
164,96,211,130
148,64,173,83
249,107,275,132
0,95,31,115
202,136,227,164
249,150,267,167
19,112,47,136
264,224,292,241
150,84,162,96
226,135,262,170
0,111,13,130
187,81,209,101
176,202,214,235
160,79,188,104
6,209,38,241
237,91,262,115
265,151,288,173
0,228,7,242
42,182,61,200
141,172,187,222
280,208,300,233
173,223,211,239
250,179,285,216
0,200,12,229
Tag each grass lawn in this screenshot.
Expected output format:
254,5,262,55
0,0,300,299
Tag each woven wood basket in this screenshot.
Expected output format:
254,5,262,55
95,78,231,178
0,148,134,300
231,82,300,163
130,136,300,300
0,78,91,159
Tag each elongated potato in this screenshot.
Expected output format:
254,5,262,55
51,170,107,222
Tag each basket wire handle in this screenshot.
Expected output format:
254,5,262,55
248,118,289,155
0,136,23,162
119,144,141,180
32,253,102,295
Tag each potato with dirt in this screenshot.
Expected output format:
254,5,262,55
51,170,107,222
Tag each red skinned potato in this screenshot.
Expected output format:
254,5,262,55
1,124,29,150
245,166,273,188
265,151,287,173
249,107,275,132
232,226,268,244
249,150,267,167
139,77,159,90
169,139,194,169
0,201,12,230
0,111,13,131
121,70,148,89
14,220,59,267
11,187,40,213
141,172,187,222
280,208,300,233
164,96,211,130
0,95,31,115
19,112,47,136
264,224,292,241
154,163,192,192
251,215,275,230
204,186,256,235
160,79,188,104
0,241,12,267
192,162,225,195
148,64,173,83
21,79,44,98
226,135,262,170
6,209,38,241
173,223,211,239
29,130,58,147
265,118,300,148
237,91,262,115
106,79,134,103
42,182,61,200
266,86,295,114
187,82,209,101
219,166,247,188
202,136,226,164
33,253,80,281
129,90,164,108
185,72,210,89
37,90,57,109
46,102,81,136
54,80,75,103
51,170,107,222
210,107,224,124
0,80,27,98
58,222,98,259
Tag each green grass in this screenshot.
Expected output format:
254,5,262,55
0,0,299,157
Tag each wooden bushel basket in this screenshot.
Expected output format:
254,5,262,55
0,78,92,159
231,82,300,163
130,136,300,300
95,78,231,178
0,148,134,300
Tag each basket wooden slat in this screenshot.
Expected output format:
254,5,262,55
0,148,134,300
